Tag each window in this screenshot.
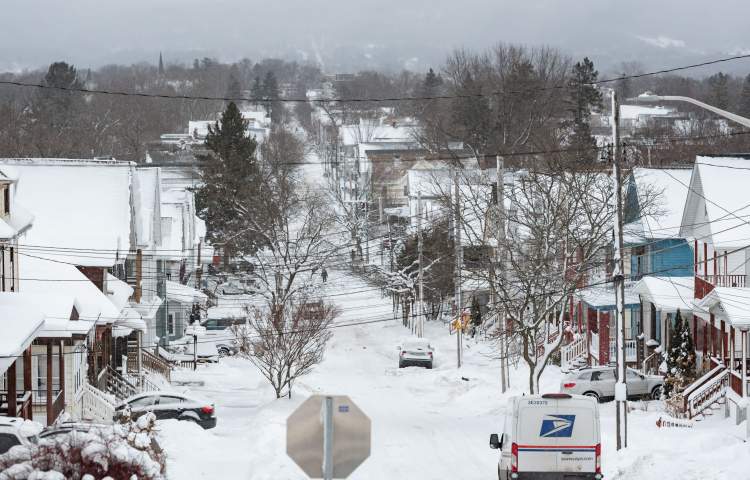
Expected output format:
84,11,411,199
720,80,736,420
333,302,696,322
168,314,175,335
129,395,157,408
591,370,615,381
2,186,9,215
158,396,185,406
578,371,593,380
160,217,172,240
0,434,21,453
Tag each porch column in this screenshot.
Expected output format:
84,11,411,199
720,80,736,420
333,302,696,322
742,329,747,398
23,347,31,421
710,314,715,358
7,360,16,417
45,342,52,423
58,341,65,410
703,318,708,358
730,326,736,374
721,320,727,361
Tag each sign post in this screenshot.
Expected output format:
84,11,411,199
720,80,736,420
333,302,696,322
287,395,371,479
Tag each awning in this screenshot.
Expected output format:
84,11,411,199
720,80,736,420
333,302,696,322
695,287,750,328
0,306,44,374
576,284,639,309
634,276,694,313
167,280,208,304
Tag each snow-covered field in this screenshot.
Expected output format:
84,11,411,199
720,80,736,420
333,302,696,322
157,269,750,480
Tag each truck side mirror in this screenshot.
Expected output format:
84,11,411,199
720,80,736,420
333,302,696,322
489,433,500,449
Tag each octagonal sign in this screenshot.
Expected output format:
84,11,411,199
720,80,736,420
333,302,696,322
287,395,371,478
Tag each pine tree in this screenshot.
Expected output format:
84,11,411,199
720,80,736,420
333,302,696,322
226,65,243,102
664,309,696,398
263,71,281,122
420,68,443,97
250,76,263,108
158,52,165,76
739,73,750,119
566,57,603,163
194,102,267,260
708,72,730,109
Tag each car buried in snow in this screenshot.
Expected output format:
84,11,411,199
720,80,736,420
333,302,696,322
114,391,217,429
397,338,435,369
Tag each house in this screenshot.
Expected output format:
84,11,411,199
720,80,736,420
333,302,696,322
164,280,208,343
679,155,750,401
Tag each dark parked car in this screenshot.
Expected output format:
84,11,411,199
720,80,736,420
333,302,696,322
115,391,217,429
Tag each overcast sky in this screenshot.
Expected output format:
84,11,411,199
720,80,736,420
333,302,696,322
2,0,749,74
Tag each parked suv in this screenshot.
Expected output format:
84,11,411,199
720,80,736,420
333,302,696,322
561,366,663,402
398,339,435,369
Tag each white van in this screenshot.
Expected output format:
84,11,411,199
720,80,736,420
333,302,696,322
489,393,602,480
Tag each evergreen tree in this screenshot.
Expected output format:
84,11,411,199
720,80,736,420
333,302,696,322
664,309,696,398
158,52,165,76
28,62,85,156
420,68,443,97
470,296,482,327
194,102,266,260
708,72,730,110
250,76,263,108
566,57,603,163
262,71,281,122
226,65,243,102
739,74,750,119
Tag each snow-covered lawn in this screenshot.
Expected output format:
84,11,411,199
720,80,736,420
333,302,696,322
158,271,750,480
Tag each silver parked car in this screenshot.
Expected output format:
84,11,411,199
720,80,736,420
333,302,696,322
398,339,434,369
561,366,663,402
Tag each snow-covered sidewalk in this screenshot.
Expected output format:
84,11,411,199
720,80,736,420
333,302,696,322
158,268,750,479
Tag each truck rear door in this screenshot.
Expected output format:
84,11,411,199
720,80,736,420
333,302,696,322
554,402,597,474
516,398,561,473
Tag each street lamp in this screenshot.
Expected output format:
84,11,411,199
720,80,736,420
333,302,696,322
629,91,750,129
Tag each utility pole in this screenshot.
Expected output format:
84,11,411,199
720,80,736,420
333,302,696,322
196,241,202,289
496,155,508,392
453,168,463,368
417,190,424,338
611,90,628,451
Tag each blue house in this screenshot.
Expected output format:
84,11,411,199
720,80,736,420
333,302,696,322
623,168,695,368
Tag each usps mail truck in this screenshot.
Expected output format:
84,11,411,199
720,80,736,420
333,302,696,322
489,393,602,480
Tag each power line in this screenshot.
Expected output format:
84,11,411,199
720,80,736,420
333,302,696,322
1,53,749,104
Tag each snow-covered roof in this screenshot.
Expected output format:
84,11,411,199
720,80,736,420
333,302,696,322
0,305,44,373
21,255,121,322
0,158,133,266
624,168,692,242
0,202,34,240
634,276,694,312
207,306,248,320
695,287,750,327
680,156,750,247
576,284,640,309
340,121,419,146
0,292,93,338
106,273,134,311
619,105,676,121
167,280,208,304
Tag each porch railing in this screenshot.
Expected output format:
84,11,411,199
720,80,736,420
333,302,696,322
142,349,172,381
0,391,33,420
74,383,116,424
666,363,729,419
699,274,746,288
609,339,637,363
561,335,587,371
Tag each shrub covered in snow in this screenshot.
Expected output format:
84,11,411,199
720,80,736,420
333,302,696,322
0,413,166,480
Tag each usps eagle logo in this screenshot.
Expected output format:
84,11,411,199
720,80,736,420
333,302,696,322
539,415,576,438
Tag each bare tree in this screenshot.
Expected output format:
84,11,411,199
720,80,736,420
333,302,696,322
235,298,339,398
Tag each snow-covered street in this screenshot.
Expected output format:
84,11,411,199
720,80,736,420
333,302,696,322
158,268,750,480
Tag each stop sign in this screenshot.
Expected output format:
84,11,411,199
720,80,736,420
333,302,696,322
287,395,371,479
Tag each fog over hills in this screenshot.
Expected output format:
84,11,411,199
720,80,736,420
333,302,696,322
2,0,749,75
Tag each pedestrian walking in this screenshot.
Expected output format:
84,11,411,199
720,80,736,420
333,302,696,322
321,267,328,283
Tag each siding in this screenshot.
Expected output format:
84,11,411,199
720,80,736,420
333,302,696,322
650,238,693,277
